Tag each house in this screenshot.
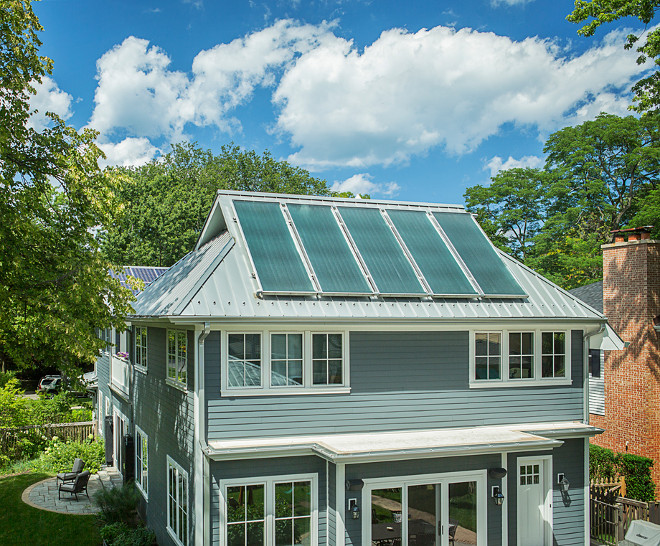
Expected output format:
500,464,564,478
96,190,618,546
570,226,660,494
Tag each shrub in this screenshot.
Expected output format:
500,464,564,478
589,444,655,501
100,522,155,546
32,435,105,474
95,482,140,526
0,370,17,388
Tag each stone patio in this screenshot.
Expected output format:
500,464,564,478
21,466,123,515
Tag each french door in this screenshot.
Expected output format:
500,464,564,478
363,471,486,546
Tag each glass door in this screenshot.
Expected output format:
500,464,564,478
447,481,478,546
407,484,438,546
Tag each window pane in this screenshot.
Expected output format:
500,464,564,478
275,519,292,546
554,355,565,377
288,334,303,359
289,361,303,385
489,333,501,355
521,355,533,378
490,357,500,379
509,333,521,355
475,333,487,356
313,360,327,385
554,332,565,353
542,332,552,354
522,332,533,354
509,356,521,379
542,356,553,377
247,522,264,546
229,334,245,359
275,482,293,518
294,481,311,516
328,360,342,384
328,334,342,358
245,362,261,386
228,361,245,387
227,524,245,546
247,485,264,519
294,518,311,546
312,334,326,359
271,361,287,386
271,334,286,359
245,334,261,360
475,357,487,380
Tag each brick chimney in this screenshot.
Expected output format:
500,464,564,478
591,226,660,493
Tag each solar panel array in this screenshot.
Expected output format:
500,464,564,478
110,266,169,292
232,199,526,298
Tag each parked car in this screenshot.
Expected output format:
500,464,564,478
37,375,63,396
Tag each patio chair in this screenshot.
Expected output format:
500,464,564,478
58,470,90,501
56,457,85,485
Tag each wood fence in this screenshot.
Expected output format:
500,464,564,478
0,421,96,452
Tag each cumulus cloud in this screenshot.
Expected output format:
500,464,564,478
27,76,74,131
491,0,534,6
274,26,649,168
331,173,401,197
485,155,544,177
98,137,160,168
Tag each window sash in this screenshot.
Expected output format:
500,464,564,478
541,331,566,378
135,428,148,496
167,331,187,387
135,326,148,369
167,457,188,546
228,333,262,388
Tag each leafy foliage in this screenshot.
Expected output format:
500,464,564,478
94,481,140,526
589,444,656,501
0,0,135,376
100,142,334,267
31,435,104,474
465,113,660,289
100,522,156,546
567,0,660,113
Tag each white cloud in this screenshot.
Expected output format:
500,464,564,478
491,0,534,6
485,155,544,177
27,76,74,131
331,173,401,197
274,25,649,168
98,137,160,168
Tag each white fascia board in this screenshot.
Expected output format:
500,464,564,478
589,323,626,350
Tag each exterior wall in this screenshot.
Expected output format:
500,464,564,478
591,239,660,494
210,456,328,546
206,330,584,440
507,439,585,546
132,326,196,546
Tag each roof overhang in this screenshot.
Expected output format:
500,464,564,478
205,422,600,463
589,323,627,350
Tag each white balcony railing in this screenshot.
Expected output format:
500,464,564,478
111,353,130,395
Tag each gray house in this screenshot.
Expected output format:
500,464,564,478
96,191,620,546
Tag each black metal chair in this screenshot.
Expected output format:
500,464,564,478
56,458,85,485
58,470,90,500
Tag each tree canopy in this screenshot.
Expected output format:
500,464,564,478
0,0,134,375
567,0,660,112
465,113,660,289
101,142,334,267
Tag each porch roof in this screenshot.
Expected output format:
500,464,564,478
205,421,601,463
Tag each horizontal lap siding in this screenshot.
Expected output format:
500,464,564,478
133,327,196,546
210,456,327,546
206,331,584,440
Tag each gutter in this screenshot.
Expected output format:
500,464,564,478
583,323,605,424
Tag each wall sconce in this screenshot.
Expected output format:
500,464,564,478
558,474,570,494
488,468,508,480
492,486,505,506
345,479,364,491
348,498,360,519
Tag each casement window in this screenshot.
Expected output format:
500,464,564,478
135,326,148,371
221,475,317,546
470,328,571,387
167,330,187,389
167,456,189,546
135,426,148,499
222,330,348,396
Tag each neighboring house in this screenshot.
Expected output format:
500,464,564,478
97,191,617,546
570,227,660,494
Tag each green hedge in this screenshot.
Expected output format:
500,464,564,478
590,444,656,502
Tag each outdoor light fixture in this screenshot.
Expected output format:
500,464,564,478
345,479,364,491
558,474,570,494
488,467,508,479
492,486,505,506
348,498,360,519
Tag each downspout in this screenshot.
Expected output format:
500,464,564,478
583,323,605,424
194,322,211,546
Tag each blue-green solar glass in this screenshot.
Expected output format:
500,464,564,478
387,210,477,296
433,212,525,296
338,207,426,295
234,200,313,292
287,204,371,294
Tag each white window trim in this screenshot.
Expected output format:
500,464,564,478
469,328,571,388
166,330,188,391
134,326,148,374
167,455,189,546
221,329,350,396
135,425,148,500
219,473,318,546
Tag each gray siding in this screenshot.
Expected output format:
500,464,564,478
132,326,196,546
206,331,585,440
210,456,328,546
345,454,503,546
507,439,585,546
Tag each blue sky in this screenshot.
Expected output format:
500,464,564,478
30,0,651,205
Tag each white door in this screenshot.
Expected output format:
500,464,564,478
517,458,551,546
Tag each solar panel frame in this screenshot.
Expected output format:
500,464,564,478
232,199,317,295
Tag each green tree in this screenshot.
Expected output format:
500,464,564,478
101,142,335,267
567,0,660,112
0,0,134,375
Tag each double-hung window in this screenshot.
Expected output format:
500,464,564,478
471,328,570,387
222,331,347,395
167,330,187,389
135,326,148,371
167,456,188,546
135,426,148,499
222,475,317,546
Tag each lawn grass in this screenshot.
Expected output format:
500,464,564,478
0,472,101,545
